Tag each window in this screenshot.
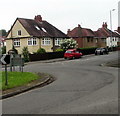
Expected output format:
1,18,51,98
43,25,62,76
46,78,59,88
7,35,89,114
18,30,21,35
28,38,37,45
87,38,90,42
91,38,93,42
42,38,51,45
14,39,20,46
35,25,40,30
55,38,62,46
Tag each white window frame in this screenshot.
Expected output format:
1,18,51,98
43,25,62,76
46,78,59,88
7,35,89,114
55,38,62,46
14,39,20,47
28,38,37,46
42,38,51,45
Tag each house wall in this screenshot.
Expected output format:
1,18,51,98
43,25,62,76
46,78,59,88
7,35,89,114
41,38,53,52
7,20,30,38
6,38,54,54
6,39,13,53
106,37,118,47
83,37,97,48
73,38,83,48
74,37,97,48
97,38,106,47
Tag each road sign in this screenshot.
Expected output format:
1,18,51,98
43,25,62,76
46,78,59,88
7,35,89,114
0,55,10,65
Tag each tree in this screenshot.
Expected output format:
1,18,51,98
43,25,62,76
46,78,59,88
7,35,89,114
60,39,78,50
22,47,29,62
0,29,7,36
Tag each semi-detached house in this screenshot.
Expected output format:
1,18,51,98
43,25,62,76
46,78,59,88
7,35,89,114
6,15,68,54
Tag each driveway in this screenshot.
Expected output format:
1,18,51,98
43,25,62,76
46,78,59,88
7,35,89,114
2,52,119,114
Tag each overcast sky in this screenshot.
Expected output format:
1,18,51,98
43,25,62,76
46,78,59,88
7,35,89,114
0,0,119,33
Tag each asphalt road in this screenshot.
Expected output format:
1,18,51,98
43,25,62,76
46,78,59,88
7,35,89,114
2,51,119,114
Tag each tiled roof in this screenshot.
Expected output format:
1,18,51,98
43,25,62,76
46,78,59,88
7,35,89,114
67,25,95,38
95,27,120,38
17,16,68,38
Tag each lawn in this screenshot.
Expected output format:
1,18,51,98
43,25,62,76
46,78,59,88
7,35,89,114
0,71,40,90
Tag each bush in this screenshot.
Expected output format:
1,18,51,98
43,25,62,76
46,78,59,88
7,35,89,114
55,49,64,52
60,39,77,50
37,48,46,54
22,47,29,62
77,47,97,55
2,46,6,54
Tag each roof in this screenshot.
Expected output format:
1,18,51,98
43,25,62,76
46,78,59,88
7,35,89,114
67,25,95,38
8,15,68,38
95,26,120,38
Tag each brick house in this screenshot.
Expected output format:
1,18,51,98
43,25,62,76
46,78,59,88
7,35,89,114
67,24,97,48
6,15,68,54
95,23,119,47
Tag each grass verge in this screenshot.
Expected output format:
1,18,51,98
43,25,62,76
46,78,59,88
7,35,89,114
0,71,40,91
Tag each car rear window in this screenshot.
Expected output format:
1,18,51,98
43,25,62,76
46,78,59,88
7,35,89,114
65,51,72,53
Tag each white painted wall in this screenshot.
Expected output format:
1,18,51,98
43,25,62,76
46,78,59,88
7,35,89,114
106,37,118,47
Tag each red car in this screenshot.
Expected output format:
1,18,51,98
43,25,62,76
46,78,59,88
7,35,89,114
64,49,82,59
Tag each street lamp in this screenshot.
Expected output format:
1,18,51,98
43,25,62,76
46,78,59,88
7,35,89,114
110,9,115,48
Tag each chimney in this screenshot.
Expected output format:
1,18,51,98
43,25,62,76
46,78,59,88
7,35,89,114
117,27,120,33
104,22,107,28
78,24,81,27
67,29,71,34
34,15,42,22
102,22,107,28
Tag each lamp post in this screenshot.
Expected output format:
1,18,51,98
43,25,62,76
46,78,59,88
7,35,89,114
110,9,115,48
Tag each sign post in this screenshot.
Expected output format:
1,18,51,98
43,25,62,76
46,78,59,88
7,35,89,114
0,55,10,86
5,64,8,85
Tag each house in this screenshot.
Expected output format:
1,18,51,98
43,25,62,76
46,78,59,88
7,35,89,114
0,36,6,47
67,24,97,48
116,27,120,46
6,15,68,54
94,30,106,48
96,22,119,47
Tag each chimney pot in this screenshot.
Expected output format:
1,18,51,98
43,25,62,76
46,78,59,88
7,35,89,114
34,15,42,22
67,29,71,34
78,24,81,27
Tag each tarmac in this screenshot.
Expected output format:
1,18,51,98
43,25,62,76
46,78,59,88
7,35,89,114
1,53,118,99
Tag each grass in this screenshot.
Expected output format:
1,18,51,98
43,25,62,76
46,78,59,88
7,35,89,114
0,71,40,90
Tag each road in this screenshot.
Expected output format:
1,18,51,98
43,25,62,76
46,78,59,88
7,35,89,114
2,51,119,114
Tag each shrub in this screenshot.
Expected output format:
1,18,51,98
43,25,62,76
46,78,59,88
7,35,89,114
37,48,46,54
2,46,6,54
60,39,77,50
22,47,29,62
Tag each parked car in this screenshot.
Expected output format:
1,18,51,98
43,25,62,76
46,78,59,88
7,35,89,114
64,49,83,59
95,48,109,55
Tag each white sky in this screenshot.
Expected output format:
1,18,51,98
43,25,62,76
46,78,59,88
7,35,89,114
0,0,119,33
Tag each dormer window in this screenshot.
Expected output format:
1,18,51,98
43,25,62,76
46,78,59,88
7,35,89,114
18,30,21,35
